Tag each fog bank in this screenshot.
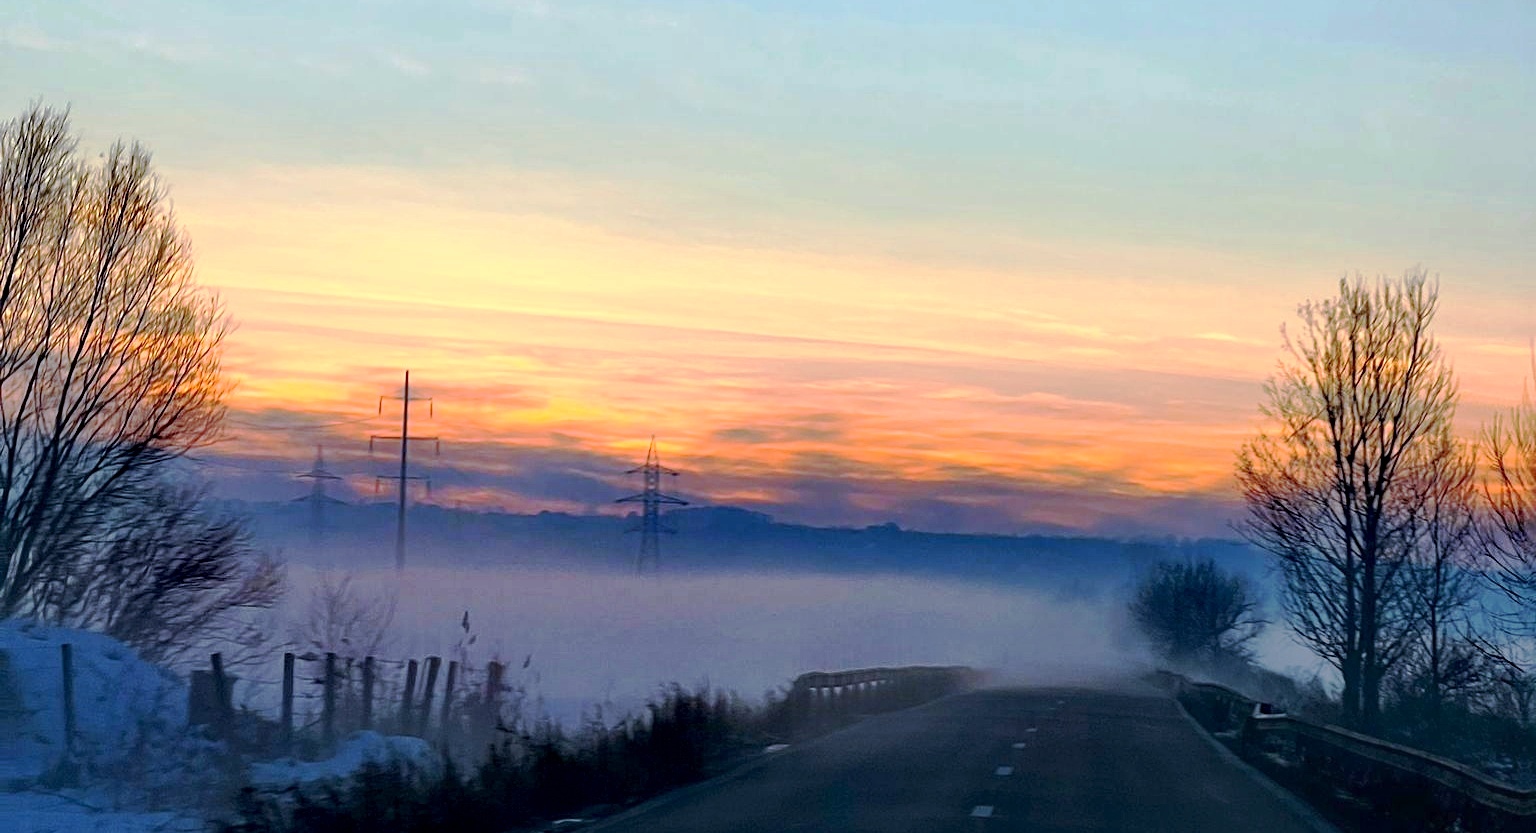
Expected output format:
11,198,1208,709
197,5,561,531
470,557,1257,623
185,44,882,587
278,566,1147,723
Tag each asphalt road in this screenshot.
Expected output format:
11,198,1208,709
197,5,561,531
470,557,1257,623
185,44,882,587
591,681,1331,833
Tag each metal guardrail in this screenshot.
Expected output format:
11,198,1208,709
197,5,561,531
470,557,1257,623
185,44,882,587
786,665,977,723
1159,671,1536,829
1264,716,1536,816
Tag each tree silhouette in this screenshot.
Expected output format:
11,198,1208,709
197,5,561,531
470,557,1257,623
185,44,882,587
0,103,274,647
1130,558,1263,671
1237,270,1460,731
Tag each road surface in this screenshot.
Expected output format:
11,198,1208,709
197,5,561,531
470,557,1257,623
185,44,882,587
591,681,1330,832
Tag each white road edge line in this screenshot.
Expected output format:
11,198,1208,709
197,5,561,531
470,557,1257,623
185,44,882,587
970,805,995,818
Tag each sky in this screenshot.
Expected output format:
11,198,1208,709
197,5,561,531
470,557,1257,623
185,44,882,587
1,1,1533,537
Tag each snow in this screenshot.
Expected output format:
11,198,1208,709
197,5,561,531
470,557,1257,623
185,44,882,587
0,620,223,832
0,791,202,833
0,620,188,787
248,730,440,789
0,619,447,833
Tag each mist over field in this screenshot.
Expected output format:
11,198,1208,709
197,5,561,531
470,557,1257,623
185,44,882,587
276,564,1150,724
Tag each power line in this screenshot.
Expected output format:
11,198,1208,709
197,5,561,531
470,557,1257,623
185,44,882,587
226,413,383,431
616,436,687,575
294,445,344,547
370,370,440,572
183,455,299,475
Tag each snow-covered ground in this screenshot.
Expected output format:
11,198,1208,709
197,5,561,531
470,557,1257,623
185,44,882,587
248,731,438,789
0,791,203,833
0,620,188,787
1,620,440,833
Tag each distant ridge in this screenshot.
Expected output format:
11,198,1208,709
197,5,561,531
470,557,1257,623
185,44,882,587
221,500,1266,597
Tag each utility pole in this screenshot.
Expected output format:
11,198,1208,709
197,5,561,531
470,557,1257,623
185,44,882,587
616,436,687,575
294,445,343,548
371,370,439,571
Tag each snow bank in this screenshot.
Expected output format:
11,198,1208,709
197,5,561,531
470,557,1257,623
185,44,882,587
0,620,188,786
248,730,440,789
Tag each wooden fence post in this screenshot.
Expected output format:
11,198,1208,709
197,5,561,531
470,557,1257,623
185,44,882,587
60,644,75,756
281,652,295,751
441,660,458,744
419,657,441,737
322,652,337,747
210,652,232,742
402,659,419,733
362,656,375,731
485,660,504,729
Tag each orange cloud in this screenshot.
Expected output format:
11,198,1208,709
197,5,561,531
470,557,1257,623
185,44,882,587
171,164,1535,535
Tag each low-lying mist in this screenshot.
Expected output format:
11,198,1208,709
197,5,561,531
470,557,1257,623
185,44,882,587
276,565,1149,725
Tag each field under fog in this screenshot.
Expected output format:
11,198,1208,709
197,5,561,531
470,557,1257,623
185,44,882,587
274,566,1156,725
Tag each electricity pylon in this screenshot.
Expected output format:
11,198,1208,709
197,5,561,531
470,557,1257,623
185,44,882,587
294,445,344,548
616,436,687,574
370,370,439,571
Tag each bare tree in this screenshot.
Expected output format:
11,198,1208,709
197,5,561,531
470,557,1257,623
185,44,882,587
1488,667,1536,729
1129,557,1264,673
1237,270,1459,730
1386,438,1486,739
1480,360,1536,635
42,483,283,665
0,102,229,619
292,572,396,658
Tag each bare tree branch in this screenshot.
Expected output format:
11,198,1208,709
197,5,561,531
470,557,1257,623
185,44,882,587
1237,270,1459,731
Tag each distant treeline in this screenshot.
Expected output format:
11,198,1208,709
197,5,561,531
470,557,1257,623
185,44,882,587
229,499,1263,591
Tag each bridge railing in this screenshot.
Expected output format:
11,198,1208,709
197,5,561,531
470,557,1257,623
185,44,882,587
1157,671,1536,831
780,665,979,733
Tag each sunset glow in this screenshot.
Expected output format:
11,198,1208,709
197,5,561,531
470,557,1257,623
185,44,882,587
5,1,1532,535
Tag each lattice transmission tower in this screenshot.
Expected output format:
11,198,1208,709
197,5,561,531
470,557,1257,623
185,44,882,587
294,445,344,547
616,437,688,574
370,370,439,571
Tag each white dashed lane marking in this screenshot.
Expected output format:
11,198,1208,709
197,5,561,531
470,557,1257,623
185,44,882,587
995,766,1014,776
970,805,995,818
1011,742,1027,750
